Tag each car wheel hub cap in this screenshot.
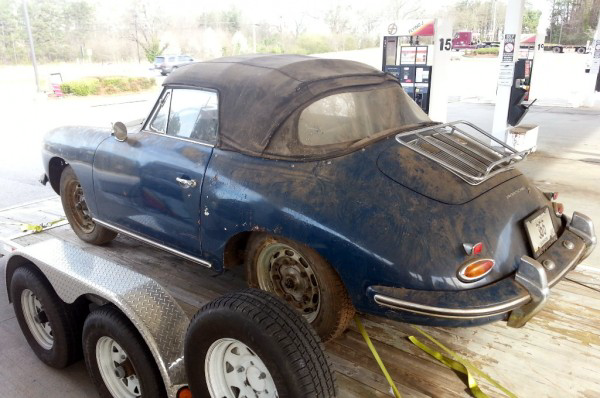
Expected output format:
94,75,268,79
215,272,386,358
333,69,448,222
257,243,321,323
96,337,141,398
21,289,53,350
205,338,278,398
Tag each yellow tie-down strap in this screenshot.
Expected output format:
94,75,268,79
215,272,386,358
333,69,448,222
21,218,65,233
354,316,517,398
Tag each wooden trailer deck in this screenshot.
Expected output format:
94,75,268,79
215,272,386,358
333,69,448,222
1,198,599,398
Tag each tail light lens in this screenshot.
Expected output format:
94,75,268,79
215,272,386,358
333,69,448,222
177,387,192,398
545,192,559,200
552,202,564,216
457,259,495,282
463,242,484,255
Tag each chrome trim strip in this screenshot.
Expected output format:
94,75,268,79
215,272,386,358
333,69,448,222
145,131,215,147
93,219,212,268
373,293,529,319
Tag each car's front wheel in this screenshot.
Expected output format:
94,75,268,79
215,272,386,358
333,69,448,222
245,233,354,342
60,166,117,245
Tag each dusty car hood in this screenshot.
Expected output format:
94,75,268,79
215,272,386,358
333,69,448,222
376,145,522,204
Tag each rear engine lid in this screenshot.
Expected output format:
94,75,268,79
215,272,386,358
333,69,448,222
377,144,522,204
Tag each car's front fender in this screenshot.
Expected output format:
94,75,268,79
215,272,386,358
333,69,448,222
42,126,111,216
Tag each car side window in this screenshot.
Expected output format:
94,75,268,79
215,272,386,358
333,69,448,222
148,90,171,134
166,89,218,144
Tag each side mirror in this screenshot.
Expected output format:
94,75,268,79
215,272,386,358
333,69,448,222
113,121,127,142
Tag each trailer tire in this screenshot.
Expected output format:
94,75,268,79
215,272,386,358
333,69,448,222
60,166,117,245
10,265,82,368
552,46,562,53
82,306,166,398
185,289,337,398
576,47,585,54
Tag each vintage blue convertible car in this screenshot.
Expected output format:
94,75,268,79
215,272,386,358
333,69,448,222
41,55,596,341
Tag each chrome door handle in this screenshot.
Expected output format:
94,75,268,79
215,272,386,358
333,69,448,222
175,177,197,188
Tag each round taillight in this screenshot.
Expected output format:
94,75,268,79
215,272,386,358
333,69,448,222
552,202,564,216
177,387,192,398
457,259,495,282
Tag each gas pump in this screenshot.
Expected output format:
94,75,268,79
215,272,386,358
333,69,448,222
507,57,535,125
382,24,433,113
381,19,453,122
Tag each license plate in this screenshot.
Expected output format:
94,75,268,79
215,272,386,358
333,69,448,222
524,207,557,258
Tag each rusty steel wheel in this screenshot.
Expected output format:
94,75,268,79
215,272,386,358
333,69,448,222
60,166,117,245
256,242,321,323
65,179,95,234
246,234,355,342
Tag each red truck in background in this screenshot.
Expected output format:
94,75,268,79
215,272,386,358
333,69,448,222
452,31,500,50
452,32,478,50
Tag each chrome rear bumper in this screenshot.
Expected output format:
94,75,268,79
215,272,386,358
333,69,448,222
369,211,596,327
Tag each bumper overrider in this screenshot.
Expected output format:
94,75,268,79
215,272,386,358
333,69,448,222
367,212,596,328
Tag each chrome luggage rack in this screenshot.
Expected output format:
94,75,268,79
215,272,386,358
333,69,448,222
395,120,532,185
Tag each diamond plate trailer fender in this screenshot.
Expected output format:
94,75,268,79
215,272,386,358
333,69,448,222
2,238,188,398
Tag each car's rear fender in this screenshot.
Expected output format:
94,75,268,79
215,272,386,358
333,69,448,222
198,143,559,308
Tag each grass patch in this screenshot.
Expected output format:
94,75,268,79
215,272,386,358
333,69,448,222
61,76,155,96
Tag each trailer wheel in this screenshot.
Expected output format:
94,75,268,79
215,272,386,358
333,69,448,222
576,47,586,54
10,265,82,368
60,165,117,245
552,46,562,53
245,234,354,342
185,289,337,398
82,306,166,398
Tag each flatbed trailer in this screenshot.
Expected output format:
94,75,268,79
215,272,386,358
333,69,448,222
2,198,600,397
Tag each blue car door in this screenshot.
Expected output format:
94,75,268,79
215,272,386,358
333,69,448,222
92,87,219,260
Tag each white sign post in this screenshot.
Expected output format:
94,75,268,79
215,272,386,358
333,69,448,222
528,4,552,101
491,0,525,143
429,19,453,123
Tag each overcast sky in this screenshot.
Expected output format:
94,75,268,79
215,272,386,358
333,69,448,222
94,0,553,35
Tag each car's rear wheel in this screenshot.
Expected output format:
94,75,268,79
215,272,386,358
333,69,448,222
245,233,354,342
60,166,117,245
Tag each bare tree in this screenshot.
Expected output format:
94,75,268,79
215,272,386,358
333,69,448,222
325,5,350,35
386,0,423,21
293,12,307,39
126,0,168,62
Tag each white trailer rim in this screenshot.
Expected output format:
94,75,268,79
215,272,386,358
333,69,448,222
96,336,141,397
21,289,53,350
205,338,278,398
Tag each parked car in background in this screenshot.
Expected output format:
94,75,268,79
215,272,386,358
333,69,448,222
153,54,195,75
41,55,596,342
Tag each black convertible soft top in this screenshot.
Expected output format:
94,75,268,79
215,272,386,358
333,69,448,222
163,54,397,156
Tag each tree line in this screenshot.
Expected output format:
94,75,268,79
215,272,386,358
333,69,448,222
0,0,597,65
